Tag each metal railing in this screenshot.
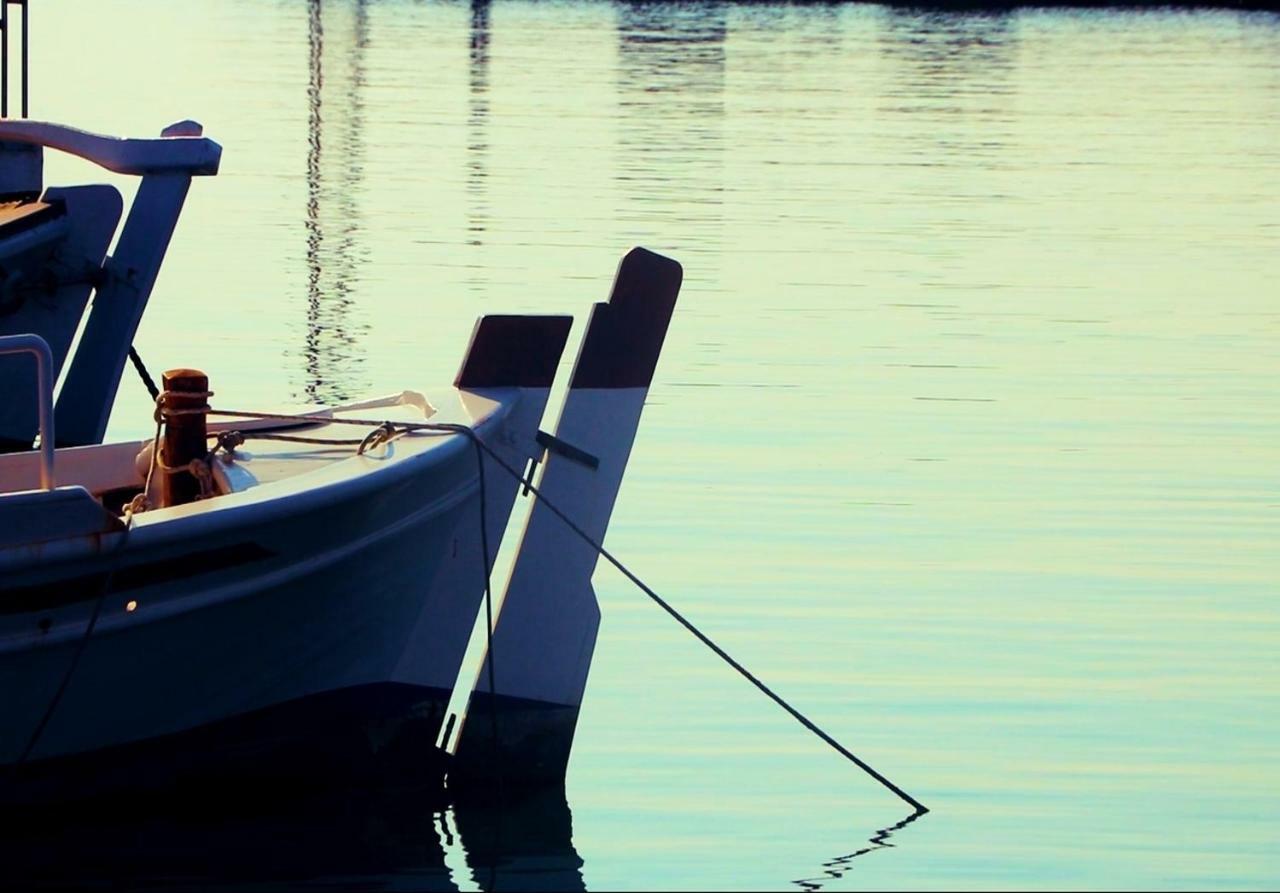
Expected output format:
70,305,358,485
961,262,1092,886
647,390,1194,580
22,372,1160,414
0,333,55,489
1,0,29,118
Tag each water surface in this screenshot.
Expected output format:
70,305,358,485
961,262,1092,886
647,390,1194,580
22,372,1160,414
17,1,1280,889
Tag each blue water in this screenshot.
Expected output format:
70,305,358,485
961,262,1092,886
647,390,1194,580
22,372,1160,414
13,1,1280,889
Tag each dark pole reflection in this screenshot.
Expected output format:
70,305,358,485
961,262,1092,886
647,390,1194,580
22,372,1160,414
614,0,726,258
877,7,1018,156
0,786,584,891
304,0,324,399
301,0,371,406
467,0,491,250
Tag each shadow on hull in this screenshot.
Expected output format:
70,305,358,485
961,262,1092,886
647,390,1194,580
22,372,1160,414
1,682,453,809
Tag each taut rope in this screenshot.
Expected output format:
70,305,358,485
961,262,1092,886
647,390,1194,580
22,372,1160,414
197,406,929,814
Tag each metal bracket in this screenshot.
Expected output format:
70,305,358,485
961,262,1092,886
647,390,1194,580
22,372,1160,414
535,430,599,470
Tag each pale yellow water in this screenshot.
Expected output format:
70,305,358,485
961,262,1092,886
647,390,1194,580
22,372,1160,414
19,1,1280,889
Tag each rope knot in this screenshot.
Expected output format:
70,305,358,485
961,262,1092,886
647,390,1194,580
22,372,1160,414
215,430,246,454
357,421,399,456
153,389,215,423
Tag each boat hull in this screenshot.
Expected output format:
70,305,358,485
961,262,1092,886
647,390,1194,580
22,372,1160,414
1,682,452,807
0,403,527,801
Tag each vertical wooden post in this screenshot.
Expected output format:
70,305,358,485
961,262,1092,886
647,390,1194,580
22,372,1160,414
157,368,208,508
2,0,9,120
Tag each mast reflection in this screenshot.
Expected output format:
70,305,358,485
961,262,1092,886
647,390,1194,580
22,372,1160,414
877,7,1018,157
614,0,726,257
467,0,491,249
300,0,371,405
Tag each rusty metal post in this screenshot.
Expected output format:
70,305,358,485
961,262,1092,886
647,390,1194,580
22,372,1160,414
157,368,209,508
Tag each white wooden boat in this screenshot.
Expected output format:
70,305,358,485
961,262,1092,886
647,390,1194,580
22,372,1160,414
0,120,681,803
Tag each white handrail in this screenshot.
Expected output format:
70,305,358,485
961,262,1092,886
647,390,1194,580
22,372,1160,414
0,119,221,176
0,333,55,489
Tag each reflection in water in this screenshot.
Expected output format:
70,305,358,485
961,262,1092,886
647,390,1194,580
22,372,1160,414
874,9,1019,275
879,7,1017,90
299,0,370,405
878,8,1017,158
455,788,587,891
467,0,491,249
792,810,927,891
615,0,725,256
0,786,583,891
31,0,1276,887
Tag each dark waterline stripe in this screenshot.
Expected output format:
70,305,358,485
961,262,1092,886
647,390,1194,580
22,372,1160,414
0,542,276,615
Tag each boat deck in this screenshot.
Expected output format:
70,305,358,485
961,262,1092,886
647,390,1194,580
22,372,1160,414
0,386,512,560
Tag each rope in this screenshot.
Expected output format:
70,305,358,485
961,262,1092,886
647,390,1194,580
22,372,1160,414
216,431,368,447
357,422,400,455
127,346,160,402
469,436,929,816
14,393,922,811
194,406,927,813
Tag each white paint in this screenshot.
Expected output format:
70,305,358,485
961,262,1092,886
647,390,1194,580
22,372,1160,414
390,385,553,688
476,387,650,709
0,486,122,548
0,386,542,764
0,438,145,497
0,119,220,176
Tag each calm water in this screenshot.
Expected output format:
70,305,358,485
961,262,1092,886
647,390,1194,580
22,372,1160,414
12,0,1280,889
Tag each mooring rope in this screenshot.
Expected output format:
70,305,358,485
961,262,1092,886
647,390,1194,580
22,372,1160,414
127,345,160,402
13,391,924,813
199,407,928,814
54,343,927,814
465,429,929,816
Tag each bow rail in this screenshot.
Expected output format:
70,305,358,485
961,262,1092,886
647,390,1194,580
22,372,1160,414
0,120,221,176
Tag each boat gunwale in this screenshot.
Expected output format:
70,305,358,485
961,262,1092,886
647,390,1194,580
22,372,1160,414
0,388,522,647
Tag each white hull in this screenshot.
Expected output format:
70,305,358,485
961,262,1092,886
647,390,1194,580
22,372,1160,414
0,114,682,799
0,388,543,792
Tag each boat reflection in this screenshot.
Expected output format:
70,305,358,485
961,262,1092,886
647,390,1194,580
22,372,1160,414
0,784,584,891
454,787,587,892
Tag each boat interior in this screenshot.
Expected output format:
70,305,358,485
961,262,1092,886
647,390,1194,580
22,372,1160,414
0,386,492,552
